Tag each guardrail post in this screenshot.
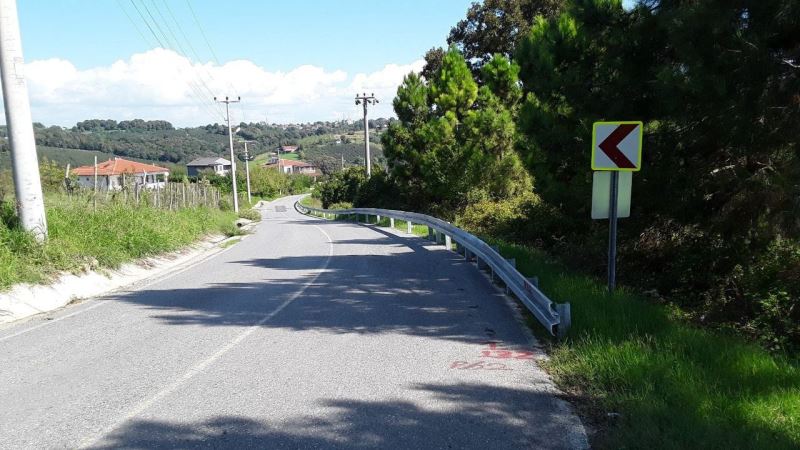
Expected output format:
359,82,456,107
465,249,472,261
428,227,434,241
390,217,395,228
556,303,571,339
505,258,516,293
407,221,412,234
377,214,381,224
527,276,539,288
445,235,452,250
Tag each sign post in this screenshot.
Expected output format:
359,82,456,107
591,121,643,293
607,171,619,291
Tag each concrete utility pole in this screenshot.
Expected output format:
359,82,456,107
240,139,256,204
0,0,47,240
214,96,241,212
355,93,378,177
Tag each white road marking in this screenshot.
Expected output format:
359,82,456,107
79,222,335,449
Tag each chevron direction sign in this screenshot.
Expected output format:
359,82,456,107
591,121,643,171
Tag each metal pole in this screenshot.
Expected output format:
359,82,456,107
0,0,47,240
608,171,619,292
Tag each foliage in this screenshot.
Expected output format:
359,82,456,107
382,48,533,217
237,208,261,222
515,0,800,351
447,0,564,73
32,118,389,165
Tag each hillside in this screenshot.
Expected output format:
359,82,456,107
296,132,386,173
0,119,392,167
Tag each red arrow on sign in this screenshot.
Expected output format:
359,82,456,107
598,124,637,169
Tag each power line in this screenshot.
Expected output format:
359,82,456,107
125,0,224,121
184,0,246,123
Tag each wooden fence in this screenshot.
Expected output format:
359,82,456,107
68,181,223,210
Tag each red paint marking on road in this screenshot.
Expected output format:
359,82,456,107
478,342,535,360
599,124,637,169
449,360,513,371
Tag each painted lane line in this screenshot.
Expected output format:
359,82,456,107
79,223,334,449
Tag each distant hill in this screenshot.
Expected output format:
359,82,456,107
0,118,394,167
296,132,386,174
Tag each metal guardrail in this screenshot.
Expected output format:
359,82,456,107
294,201,571,338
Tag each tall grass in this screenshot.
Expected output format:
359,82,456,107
492,240,800,449
0,194,238,290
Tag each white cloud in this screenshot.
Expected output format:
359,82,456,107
3,48,423,127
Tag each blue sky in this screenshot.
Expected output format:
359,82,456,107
10,0,473,126
11,1,637,126
18,0,469,74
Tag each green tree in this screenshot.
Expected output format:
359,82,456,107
447,0,564,73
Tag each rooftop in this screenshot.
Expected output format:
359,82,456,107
187,157,231,166
72,158,170,176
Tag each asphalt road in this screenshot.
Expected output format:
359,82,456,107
0,195,587,449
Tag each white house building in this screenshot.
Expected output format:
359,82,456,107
72,157,169,190
186,157,232,177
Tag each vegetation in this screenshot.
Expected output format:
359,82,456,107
0,118,390,166
323,0,800,354
313,0,800,446
0,195,238,290
497,240,800,449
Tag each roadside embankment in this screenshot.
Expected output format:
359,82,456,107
0,194,252,323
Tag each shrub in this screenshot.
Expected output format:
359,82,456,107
328,202,353,210
237,208,261,222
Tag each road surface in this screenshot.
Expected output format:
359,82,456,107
0,195,587,449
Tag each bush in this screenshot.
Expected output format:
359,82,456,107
328,202,353,210
237,208,261,222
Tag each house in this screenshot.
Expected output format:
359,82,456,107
265,159,320,177
72,157,169,191
279,145,298,153
186,157,232,177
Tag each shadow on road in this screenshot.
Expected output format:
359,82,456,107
93,383,575,449
109,220,516,346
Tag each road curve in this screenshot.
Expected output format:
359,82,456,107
0,195,587,449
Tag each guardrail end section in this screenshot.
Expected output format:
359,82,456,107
555,302,571,339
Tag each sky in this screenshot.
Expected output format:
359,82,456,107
5,0,474,127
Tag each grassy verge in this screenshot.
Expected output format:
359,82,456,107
489,239,800,449
0,195,239,290
299,196,322,208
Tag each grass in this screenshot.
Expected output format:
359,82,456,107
490,239,800,449
299,196,322,208
0,194,239,290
